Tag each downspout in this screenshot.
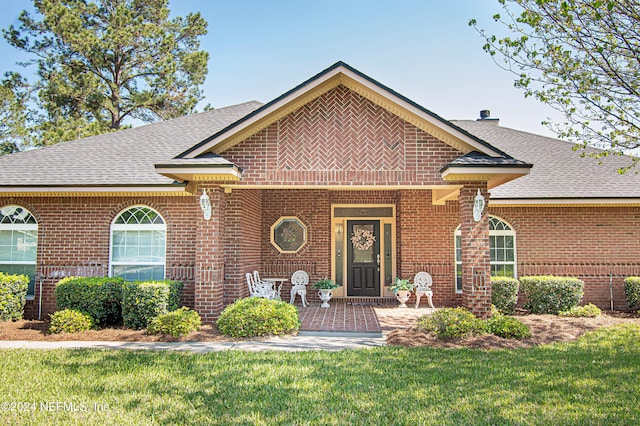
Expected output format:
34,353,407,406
609,273,614,311
38,278,43,320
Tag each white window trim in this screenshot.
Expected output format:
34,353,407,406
109,206,167,280
454,216,517,293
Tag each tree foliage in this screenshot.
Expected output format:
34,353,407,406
1,0,208,150
470,0,640,172
0,73,31,155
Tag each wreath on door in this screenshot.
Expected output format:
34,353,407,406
351,228,376,251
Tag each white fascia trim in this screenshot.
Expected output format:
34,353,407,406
489,198,640,205
154,166,242,179
0,186,187,194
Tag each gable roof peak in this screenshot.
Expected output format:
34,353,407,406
179,62,512,160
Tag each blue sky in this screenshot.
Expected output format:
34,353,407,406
0,0,561,137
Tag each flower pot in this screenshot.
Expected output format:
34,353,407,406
318,288,334,308
395,290,411,308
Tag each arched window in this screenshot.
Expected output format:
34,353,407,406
0,205,38,298
455,216,516,293
110,206,166,281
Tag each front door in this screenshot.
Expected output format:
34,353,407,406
347,220,380,296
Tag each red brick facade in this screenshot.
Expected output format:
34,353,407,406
3,84,639,323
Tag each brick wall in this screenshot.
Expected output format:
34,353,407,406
223,189,262,304
493,205,640,310
0,194,199,319
2,191,638,321
222,85,462,186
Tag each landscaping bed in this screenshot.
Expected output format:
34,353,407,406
386,311,640,349
0,320,230,342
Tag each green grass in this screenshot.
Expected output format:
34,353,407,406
1,325,639,425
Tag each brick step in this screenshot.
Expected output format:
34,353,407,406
332,296,397,306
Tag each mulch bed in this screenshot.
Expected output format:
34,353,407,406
0,320,230,342
386,311,640,349
2,311,639,348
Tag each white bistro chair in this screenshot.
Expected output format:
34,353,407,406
246,272,278,300
289,270,309,307
414,271,435,309
254,270,282,300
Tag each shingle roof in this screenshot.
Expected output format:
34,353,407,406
453,121,640,199
443,151,531,168
0,101,263,186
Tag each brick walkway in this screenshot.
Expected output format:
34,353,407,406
298,303,435,333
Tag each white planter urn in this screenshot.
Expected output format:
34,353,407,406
395,290,412,308
318,289,334,308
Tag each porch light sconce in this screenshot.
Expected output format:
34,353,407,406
200,189,212,220
473,189,485,222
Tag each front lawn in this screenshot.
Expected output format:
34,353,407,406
1,324,639,425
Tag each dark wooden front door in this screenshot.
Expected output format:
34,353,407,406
347,220,380,296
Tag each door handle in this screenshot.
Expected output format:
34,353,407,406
376,254,380,266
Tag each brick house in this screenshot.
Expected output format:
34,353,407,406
1,62,639,323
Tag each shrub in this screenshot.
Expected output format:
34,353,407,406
0,273,29,321
520,276,584,314
217,297,299,338
491,277,519,315
49,309,94,334
415,307,486,339
558,303,602,318
122,282,170,330
486,314,531,339
54,277,126,325
141,280,184,311
623,277,640,310
147,307,202,337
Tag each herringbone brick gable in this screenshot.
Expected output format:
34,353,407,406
222,85,462,185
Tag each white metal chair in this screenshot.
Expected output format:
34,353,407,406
414,271,434,309
289,270,309,307
253,270,282,300
246,272,277,299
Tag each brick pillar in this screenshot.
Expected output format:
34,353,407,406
194,185,226,324
459,184,492,319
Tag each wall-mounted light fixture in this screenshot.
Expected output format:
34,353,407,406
200,189,212,220
473,189,485,222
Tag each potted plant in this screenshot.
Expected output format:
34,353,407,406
388,277,414,308
313,278,340,308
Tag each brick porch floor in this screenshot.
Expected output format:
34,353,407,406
298,303,435,333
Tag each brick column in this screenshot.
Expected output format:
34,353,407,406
194,185,226,324
459,184,492,319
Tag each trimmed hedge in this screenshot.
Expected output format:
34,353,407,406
122,282,170,330
0,272,29,321
623,277,640,310
49,309,94,334
520,275,584,314
55,278,183,328
491,277,519,315
54,277,126,325
217,297,300,338
141,280,183,312
147,307,202,337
